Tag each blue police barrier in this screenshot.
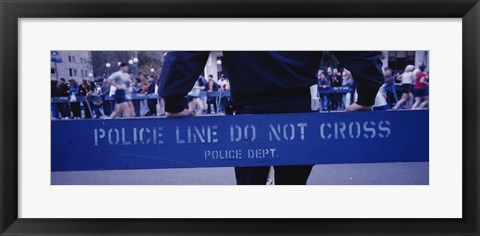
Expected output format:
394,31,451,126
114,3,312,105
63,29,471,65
318,86,352,94
51,110,428,171
51,91,231,104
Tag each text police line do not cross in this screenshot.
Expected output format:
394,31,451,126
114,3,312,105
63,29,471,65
52,110,428,171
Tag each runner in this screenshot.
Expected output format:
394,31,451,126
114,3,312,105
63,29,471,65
105,62,134,118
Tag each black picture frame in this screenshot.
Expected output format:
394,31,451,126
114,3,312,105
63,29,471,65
1,0,479,235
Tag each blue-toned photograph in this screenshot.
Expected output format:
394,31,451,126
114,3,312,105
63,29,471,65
51,51,429,185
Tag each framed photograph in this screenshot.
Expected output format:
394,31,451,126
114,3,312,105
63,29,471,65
1,0,479,235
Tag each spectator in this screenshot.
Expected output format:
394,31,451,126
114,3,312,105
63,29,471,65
198,75,208,112
332,68,342,78
317,71,331,111
394,71,402,84
131,77,142,117
413,61,425,78
218,75,230,91
141,81,149,94
326,66,333,76
383,67,398,108
310,82,320,112
218,75,231,113
373,84,389,111
393,65,415,109
101,79,112,116
342,71,354,108
91,83,104,118
412,66,429,109
68,79,81,119
56,78,71,119
330,71,343,110
206,75,219,114
51,81,60,119
144,75,158,116
79,79,93,118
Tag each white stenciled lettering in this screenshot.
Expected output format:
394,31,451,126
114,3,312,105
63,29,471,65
247,148,276,158
94,128,105,146
121,128,131,145
108,128,120,145
378,120,391,138
204,149,242,160
211,125,218,143
231,125,242,142
156,127,164,144
319,121,391,140
269,123,308,141
139,128,151,144
320,123,332,139
363,121,376,138
176,126,185,144
230,124,255,142
95,127,164,146
176,125,220,144
283,124,295,140
269,124,281,141
193,126,206,143
244,125,256,141
297,123,307,140
337,122,346,139
349,122,361,139
133,127,137,145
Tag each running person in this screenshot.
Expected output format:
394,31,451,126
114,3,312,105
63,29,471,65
105,62,134,118
393,65,415,109
412,65,429,109
187,77,206,115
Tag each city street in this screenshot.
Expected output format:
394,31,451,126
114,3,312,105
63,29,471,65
51,162,428,185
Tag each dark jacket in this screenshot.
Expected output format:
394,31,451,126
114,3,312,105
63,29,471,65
79,84,91,96
207,80,219,92
147,80,157,94
57,83,70,97
159,51,384,112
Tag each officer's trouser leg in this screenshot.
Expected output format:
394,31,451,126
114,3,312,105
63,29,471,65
235,166,270,185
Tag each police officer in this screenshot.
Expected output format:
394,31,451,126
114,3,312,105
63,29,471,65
159,51,384,185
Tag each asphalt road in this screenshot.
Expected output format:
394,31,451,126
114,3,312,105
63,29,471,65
51,162,428,185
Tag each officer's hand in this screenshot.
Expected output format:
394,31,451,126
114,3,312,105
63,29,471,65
166,110,195,118
345,103,373,112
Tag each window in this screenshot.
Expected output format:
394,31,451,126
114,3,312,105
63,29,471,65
387,51,416,73
81,70,84,77
74,69,77,76
68,56,72,62
69,68,73,77
51,68,55,74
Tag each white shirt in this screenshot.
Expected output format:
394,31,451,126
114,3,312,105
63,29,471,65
401,71,414,84
108,71,131,90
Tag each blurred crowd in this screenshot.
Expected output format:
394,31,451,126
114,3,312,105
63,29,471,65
51,74,163,119
311,62,429,112
51,62,428,119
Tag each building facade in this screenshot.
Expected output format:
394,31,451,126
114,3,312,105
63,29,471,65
382,51,429,72
51,51,93,82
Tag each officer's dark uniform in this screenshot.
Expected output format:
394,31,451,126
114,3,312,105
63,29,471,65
159,51,384,185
